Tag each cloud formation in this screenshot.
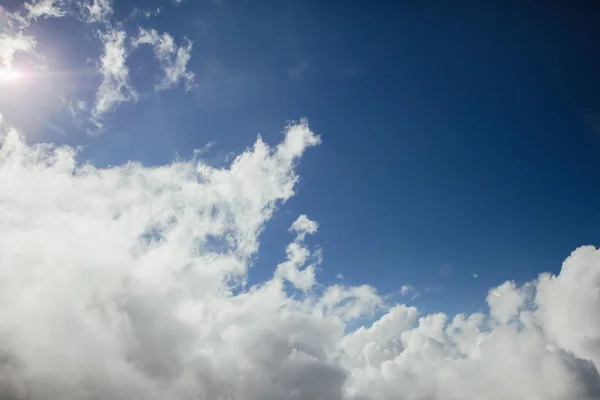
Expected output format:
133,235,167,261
23,0,66,21
79,0,113,24
1,116,600,399
133,28,195,91
92,28,138,126
0,0,196,132
0,33,36,68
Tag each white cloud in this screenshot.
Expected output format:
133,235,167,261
275,215,320,291
0,33,37,68
24,0,67,21
133,28,195,91
400,285,413,296
486,281,528,324
290,214,318,241
79,0,113,24
1,114,600,400
92,28,137,127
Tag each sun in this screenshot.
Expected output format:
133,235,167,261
0,68,23,82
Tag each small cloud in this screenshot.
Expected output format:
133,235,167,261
400,285,413,296
289,214,318,242
133,28,195,91
130,7,163,19
24,0,67,21
287,61,309,79
400,285,420,300
0,33,37,68
424,286,441,294
336,273,344,280
92,28,138,126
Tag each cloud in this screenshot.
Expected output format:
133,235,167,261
290,214,318,241
79,0,113,24
486,281,529,324
400,285,413,296
23,0,66,21
2,121,600,399
130,7,163,19
133,28,195,91
0,33,36,68
274,215,320,291
92,28,138,127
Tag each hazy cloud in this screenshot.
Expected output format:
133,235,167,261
0,33,36,68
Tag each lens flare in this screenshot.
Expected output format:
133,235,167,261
0,68,23,82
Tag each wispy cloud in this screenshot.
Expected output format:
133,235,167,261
400,285,413,296
133,28,195,91
92,28,137,126
24,0,66,21
79,0,113,24
130,7,163,19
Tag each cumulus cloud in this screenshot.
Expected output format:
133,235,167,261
133,28,195,91
290,214,318,241
92,28,137,126
274,215,320,291
1,115,600,400
486,281,529,324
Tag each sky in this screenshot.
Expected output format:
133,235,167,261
1,1,600,399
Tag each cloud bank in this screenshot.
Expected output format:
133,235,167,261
1,116,600,399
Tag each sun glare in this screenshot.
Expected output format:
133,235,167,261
0,69,23,82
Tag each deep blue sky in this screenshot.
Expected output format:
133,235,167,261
5,1,600,316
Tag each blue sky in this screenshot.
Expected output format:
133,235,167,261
4,2,600,399
2,1,600,318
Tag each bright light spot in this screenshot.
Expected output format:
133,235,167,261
0,69,23,82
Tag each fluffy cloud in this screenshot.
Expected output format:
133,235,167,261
2,119,600,400
133,28,195,91
290,214,318,241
